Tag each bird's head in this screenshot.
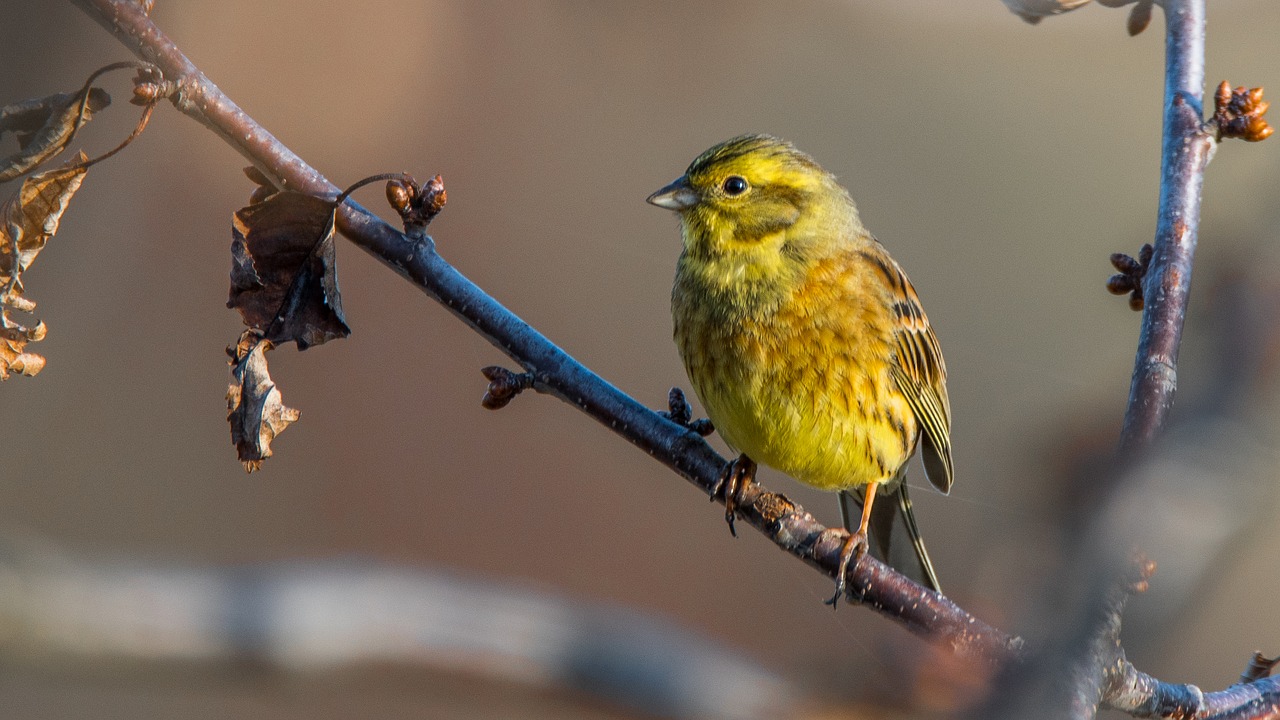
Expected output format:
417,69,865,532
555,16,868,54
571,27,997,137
647,134,856,260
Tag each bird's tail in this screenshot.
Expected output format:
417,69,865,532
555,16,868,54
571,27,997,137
839,483,943,592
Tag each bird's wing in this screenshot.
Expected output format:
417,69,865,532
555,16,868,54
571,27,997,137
884,259,954,494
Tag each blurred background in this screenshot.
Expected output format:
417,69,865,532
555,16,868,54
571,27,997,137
2,1,1279,717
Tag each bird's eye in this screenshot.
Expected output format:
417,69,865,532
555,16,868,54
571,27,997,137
722,175,749,196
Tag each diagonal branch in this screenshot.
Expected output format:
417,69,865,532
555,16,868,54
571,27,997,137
68,0,1017,661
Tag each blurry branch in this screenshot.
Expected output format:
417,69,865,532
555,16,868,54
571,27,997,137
978,557,1167,719
995,0,1278,717
0,535,794,720
1054,2,1216,714
67,0,1277,717
1077,272,1280,720
1001,3,1277,716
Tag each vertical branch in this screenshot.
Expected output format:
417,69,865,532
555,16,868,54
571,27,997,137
1118,0,1211,451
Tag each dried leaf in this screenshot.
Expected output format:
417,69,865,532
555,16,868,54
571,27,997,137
228,191,350,350
1,152,88,289
227,331,300,472
0,88,109,183
0,322,47,380
0,154,88,379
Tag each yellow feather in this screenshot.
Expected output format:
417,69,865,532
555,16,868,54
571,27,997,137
651,134,953,591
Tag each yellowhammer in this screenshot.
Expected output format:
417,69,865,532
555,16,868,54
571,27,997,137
647,134,953,602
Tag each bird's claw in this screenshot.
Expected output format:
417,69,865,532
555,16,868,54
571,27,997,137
713,454,757,538
825,530,869,608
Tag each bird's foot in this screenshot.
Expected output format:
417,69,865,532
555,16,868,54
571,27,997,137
712,454,756,538
660,387,714,436
824,529,869,608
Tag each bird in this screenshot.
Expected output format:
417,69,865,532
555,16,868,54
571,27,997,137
647,134,953,603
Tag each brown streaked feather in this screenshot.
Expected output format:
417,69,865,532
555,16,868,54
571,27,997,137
874,245,953,494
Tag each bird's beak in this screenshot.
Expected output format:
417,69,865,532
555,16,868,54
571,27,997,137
646,175,698,211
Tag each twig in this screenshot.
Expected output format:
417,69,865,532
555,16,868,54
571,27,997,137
1117,0,1211,452
1107,669,1280,719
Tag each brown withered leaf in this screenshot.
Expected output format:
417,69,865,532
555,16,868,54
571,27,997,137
2,152,88,291
0,322,47,380
227,331,300,472
0,88,109,183
228,191,350,350
0,154,89,379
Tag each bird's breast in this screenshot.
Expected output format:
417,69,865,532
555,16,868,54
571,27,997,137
672,256,916,491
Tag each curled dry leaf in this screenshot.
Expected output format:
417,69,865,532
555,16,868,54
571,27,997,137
1,152,89,285
0,153,88,379
227,331,300,472
0,88,110,183
0,322,47,380
228,191,351,350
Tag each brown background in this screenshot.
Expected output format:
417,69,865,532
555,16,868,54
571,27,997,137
2,1,1279,717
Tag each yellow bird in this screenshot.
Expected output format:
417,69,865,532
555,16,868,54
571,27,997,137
647,134,953,602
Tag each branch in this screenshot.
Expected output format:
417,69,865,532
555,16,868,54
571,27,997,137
1117,0,1211,452
68,0,1017,661
65,1,1278,716
1071,5,1280,715
0,539,798,719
